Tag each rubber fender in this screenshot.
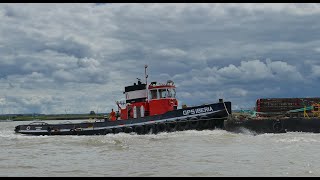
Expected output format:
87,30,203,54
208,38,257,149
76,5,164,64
189,117,198,121
104,128,113,135
199,115,210,129
178,120,189,131
189,120,200,130
199,120,211,130
124,127,133,133
134,125,145,135
114,128,123,134
156,123,166,133
272,120,283,133
166,122,178,132
207,120,215,130
214,120,224,129
145,124,156,134
199,116,208,120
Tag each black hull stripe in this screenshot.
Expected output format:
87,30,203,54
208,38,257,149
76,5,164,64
18,110,224,134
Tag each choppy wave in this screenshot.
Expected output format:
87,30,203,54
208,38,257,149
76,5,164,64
274,135,320,143
2,121,320,177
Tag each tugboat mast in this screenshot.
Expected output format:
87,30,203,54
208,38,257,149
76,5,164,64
145,64,148,102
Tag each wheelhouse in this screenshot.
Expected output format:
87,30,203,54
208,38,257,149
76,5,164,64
116,66,178,120
147,80,178,116
148,81,176,100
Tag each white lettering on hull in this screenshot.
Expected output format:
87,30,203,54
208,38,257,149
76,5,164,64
183,106,214,116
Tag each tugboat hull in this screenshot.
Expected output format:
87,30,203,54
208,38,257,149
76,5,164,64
15,102,231,136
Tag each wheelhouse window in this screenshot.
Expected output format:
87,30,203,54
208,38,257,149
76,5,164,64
159,89,167,98
149,88,176,100
150,89,158,99
167,88,176,98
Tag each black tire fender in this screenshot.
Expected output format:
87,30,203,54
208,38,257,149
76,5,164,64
145,124,156,134
124,127,133,133
104,128,113,135
134,125,145,135
166,122,178,132
114,128,123,134
199,120,211,129
189,117,199,129
156,123,166,133
199,116,210,129
178,119,189,131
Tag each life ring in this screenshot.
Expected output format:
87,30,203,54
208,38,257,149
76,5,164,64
26,126,31,130
134,125,145,135
145,124,156,134
156,123,166,133
124,127,133,133
114,128,123,134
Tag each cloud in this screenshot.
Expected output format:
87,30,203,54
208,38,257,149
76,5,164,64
44,36,93,59
1,3,320,113
229,88,248,97
311,65,320,77
156,48,187,58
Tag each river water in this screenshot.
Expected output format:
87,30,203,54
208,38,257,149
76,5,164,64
1,120,320,177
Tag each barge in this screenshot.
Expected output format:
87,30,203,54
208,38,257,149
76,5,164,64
224,98,320,134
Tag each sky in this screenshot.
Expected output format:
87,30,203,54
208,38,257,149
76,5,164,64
1,3,320,114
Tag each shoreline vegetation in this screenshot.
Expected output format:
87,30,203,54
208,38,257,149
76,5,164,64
0,114,107,121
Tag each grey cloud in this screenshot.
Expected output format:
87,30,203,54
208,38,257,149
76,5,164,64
311,65,320,77
1,3,320,113
44,36,93,59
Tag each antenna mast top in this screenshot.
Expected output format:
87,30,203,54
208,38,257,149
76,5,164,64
145,65,148,101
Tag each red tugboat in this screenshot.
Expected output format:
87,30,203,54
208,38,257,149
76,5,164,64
14,65,232,136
